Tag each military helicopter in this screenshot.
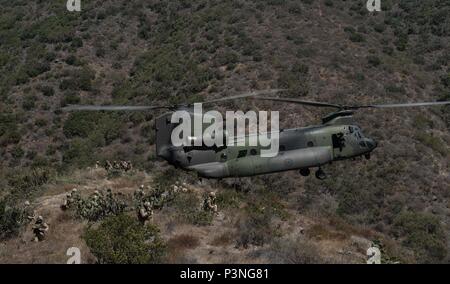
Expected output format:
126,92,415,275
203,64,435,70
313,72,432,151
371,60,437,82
63,90,450,180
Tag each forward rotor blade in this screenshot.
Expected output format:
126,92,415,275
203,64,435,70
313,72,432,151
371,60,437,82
62,105,169,112
250,96,343,109
358,101,450,109
200,89,287,105
62,90,287,112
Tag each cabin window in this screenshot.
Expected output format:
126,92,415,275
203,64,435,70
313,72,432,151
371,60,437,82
237,150,247,158
332,133,345,149
250,149,258,156
307,141,314,147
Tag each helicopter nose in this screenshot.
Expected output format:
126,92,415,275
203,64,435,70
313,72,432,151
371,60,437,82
366,139,378,150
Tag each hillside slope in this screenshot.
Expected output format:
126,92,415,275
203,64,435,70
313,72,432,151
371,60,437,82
1,0,449,263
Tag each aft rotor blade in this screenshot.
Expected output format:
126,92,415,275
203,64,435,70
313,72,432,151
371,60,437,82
250,96,343,109
357,101,450,109
200,89,287,105
251,97,450,110
62,105,169,111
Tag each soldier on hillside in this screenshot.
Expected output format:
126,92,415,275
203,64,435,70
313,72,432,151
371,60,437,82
23,201,35,223
203,191,218,214
104,160,113,171
137,201,153,225
61,188,79,211
32,216,49,242
61,192,72,210
134,185,145,203
119,161,132,172
71,188,81,203
113,161,120,170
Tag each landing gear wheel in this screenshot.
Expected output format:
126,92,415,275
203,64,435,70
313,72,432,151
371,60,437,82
300,168,311,177
315,168,326,180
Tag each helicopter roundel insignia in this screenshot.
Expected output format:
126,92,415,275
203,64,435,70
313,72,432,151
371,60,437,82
285,158,294,167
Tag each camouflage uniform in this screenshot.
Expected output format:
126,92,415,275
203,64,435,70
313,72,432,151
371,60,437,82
61,192,72,210
113,161,120,170
137,201,153,225
23,201,35,223
203,192,218,213
133,185,145,205
104,160,113,171
71,188,81,204
32,216,49,242
125,161,133,171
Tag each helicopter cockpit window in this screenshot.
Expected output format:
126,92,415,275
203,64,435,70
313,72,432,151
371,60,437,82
332,133,345,150
237,150,247,158
356,132,362,139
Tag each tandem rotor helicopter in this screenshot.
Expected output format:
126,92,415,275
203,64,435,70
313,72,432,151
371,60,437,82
63,90,450,180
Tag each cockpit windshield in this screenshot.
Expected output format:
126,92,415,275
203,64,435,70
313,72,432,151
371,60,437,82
352,126,363,140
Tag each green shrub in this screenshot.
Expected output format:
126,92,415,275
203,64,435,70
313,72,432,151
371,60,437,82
414,115,433,129
236,206,275,248
39,85,54,96
277,62,310,96
367,55,381,67
62,138,96,167
11,146,24,159
0,199,25,240
28,15,75,43
324,0,333,7
216,189,244,209
63,112,121,143
374,23,386,33
415,133,448,156
22,95,37,110
394,34,408,51
6,167,50,199
394,212,447,263
441,73,450,88
71,37,83,48
84,214,166,264
65,55,81,66
349,32,365,43
172,193,213,226
0,114,21,146
25,61,50,78
59,67,95,91
63,112,98,138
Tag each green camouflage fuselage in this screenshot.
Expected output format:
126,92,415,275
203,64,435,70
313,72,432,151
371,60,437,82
155,112,377,178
